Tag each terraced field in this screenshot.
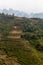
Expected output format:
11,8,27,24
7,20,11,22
0,38,43,65
0,14,43,65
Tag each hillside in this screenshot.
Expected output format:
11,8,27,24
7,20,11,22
0,13,43,65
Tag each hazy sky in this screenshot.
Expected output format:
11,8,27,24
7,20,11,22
0,0,43,13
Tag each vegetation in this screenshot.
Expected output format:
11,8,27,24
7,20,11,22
0,13,43,65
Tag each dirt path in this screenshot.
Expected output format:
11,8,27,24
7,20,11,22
0,51,21,65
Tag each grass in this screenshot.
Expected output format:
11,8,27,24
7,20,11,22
0,38,43,65
0,14,43,65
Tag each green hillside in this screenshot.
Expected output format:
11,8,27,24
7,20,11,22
0,13,43,65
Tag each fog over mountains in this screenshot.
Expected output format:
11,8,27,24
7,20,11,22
0,9,43,18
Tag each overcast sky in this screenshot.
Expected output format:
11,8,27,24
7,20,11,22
0,0,43,13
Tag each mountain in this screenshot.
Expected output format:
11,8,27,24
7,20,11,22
0,9,43,18
0,9,29,18
31,13,43,18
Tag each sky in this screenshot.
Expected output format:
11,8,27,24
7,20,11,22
0,0,43,13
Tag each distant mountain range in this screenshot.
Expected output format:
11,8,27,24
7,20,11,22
0,9,43,18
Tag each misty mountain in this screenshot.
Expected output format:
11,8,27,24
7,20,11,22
0,9,43,18
31,13,43,18
0,9,29,18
